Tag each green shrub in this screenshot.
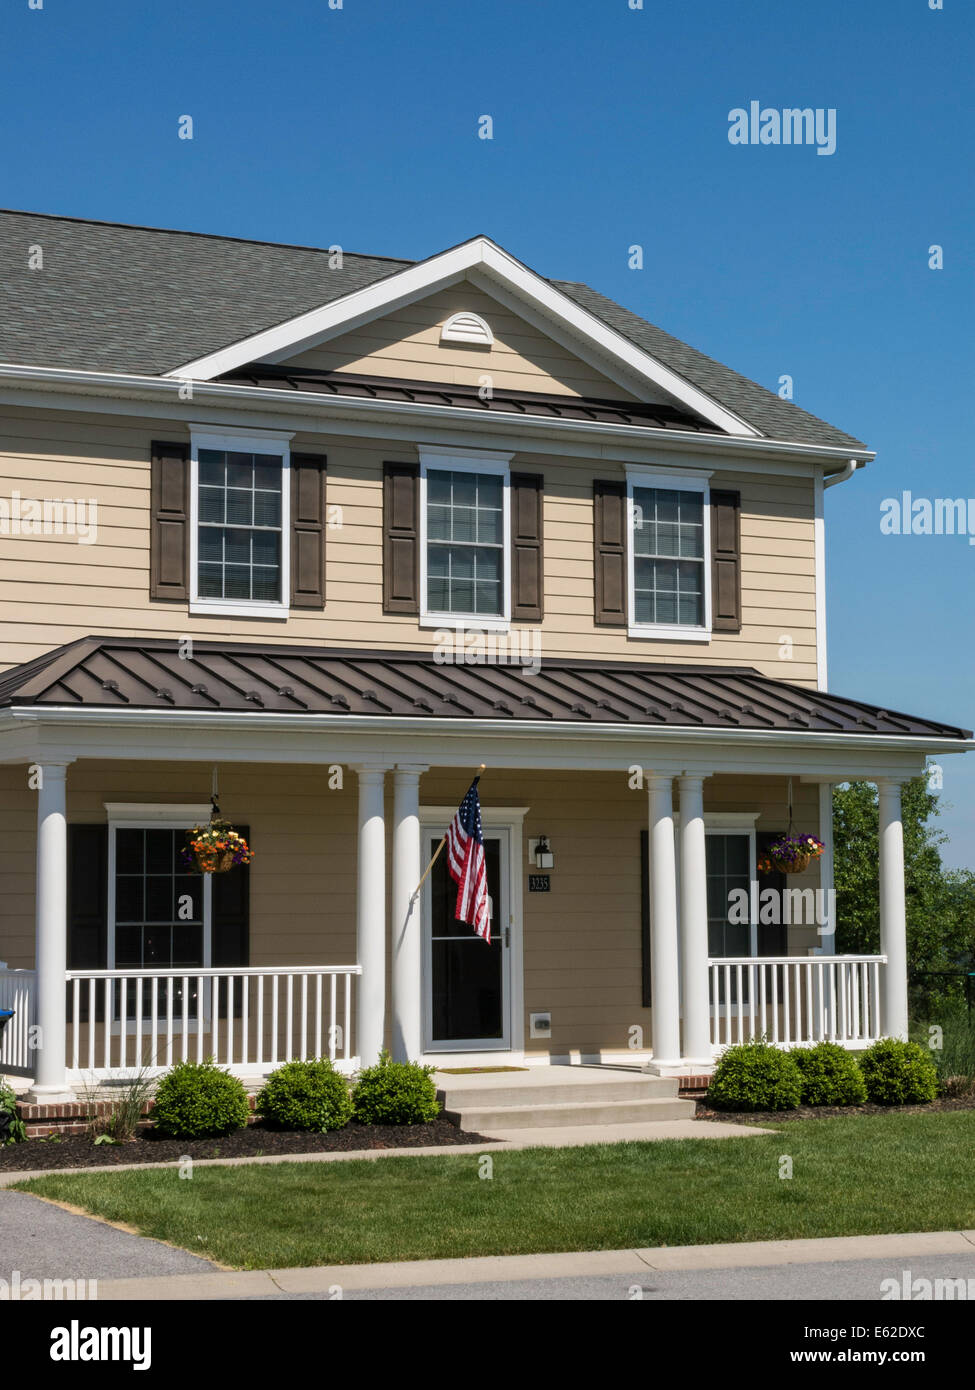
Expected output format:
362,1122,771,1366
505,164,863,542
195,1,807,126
151,1060,250,1139
0,1080,26,1145
858,1038,939,1105
352,1050,440,1125
707,1040,802,1112
792,1041,867,1106
256,1059,353,1132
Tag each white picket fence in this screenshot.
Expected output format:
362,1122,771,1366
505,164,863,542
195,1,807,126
64,965,361,1078
709,954,886,1050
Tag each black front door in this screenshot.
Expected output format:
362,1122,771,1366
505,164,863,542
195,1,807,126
427,835,506,1046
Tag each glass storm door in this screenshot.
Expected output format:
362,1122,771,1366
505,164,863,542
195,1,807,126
424,831,510,1050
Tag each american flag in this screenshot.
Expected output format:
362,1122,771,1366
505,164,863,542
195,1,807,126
445,777,491,943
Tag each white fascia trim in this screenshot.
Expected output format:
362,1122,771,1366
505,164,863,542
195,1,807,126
422,805,529,823
0,364,877,466
7,705,973,756
162,236,759,438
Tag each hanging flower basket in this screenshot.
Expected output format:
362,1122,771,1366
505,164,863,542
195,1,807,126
182,819,254,875
757,833,825,876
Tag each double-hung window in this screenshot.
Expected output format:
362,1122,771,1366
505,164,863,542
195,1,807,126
107,805,212,1027
419,448,512,628
627,471,711,640
190,430,292,619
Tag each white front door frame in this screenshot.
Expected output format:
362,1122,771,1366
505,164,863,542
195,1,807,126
418,805,526,1061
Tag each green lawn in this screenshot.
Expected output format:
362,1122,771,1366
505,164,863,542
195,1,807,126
15,1111,975,1270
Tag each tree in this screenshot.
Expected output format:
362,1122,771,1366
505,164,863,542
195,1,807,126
833,778,975,1011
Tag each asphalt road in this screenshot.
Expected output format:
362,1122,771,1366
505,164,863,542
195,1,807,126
240,1253,975,1300
0,1190,217,1282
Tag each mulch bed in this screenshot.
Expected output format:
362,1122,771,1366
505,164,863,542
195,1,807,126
0,1116,493,1172
695,1094,975,1125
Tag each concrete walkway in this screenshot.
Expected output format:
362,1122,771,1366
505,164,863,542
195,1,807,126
0,1118,771,1186
77,1229,975,1301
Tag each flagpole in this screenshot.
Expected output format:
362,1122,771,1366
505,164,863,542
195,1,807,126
409,766,485,905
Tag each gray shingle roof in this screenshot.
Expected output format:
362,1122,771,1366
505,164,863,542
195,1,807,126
0,210,411,377
553,280,866,451
0,210,866,450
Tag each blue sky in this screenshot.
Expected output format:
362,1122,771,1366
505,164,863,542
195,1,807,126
1,0,973,864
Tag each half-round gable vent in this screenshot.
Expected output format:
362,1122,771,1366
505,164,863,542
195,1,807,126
440,311,494,346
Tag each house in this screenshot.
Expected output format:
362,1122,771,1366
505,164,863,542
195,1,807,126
0,209,969,1107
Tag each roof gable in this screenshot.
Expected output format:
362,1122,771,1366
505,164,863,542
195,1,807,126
274,277,646,403
0,210,867,451
168,236,758,436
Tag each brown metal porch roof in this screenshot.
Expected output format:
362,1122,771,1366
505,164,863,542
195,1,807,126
215,366,723,434
0,638,968,740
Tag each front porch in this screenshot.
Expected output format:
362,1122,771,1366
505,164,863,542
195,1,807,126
0,639,968,1101
0,950,890,1091
0,761,903,1098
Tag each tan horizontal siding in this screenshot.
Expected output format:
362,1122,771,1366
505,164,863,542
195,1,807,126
284,281,641,400
0,407,818,684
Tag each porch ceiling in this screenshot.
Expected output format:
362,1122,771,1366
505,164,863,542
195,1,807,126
0,636,969,740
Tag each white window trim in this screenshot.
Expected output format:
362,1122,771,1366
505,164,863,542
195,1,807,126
418,446,514,632
105,804,213,1033
625,467,713,642
188,427,294,620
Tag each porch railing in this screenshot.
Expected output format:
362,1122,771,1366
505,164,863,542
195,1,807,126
708,955,887,1050
0,968,37,1077
65,966,361,1078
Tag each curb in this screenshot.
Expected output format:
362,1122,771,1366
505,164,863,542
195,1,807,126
89,1229,975,1300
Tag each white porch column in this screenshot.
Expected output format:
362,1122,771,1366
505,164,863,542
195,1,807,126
28,762,75,1101
877,777,909,1040
391,764,428,1063
354,766,387,1068
816,782,836,953
646,774,682,1074
678,774,713,1067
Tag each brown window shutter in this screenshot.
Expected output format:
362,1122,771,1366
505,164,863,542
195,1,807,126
711,489,742,632
510,472,544,622
593,480,627,626
290,452,327,608
383,462,419,614
149,440,189,601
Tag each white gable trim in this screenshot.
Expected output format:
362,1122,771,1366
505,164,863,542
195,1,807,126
165,237,759,438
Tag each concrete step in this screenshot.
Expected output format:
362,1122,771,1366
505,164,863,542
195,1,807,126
444,1095,697,1131
436,1074,679,1109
